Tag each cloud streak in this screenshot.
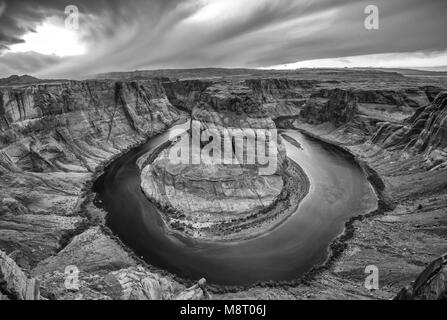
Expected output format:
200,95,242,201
0,0,446,78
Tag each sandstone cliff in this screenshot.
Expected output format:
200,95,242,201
372,92,447,170
300,88,358,127
0,80,216,300
0,80,179,264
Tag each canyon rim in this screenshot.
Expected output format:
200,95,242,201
0,0,447,303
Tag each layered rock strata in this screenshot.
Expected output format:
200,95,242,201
0,80,212,300
300,88,358,126
0,80,179,264
372,92,447,170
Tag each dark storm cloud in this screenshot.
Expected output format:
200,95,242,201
250,0,447,66
0,0,446,77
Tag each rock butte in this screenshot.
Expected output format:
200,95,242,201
138,83,310,240
0,70,446,299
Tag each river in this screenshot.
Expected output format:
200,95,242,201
93,123,377,285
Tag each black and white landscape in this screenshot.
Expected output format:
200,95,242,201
0,0,446,301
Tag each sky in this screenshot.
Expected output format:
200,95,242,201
0,0,446,78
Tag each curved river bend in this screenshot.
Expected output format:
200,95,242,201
93,123,377,286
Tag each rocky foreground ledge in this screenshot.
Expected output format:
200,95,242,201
1,244,210,300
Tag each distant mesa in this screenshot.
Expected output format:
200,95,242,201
0,74,40,86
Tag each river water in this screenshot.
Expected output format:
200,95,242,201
93,123,377,285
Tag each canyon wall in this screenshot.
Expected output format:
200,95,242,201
300,88,358,126
0,80,217,300
0,81,179,257
163,79,311,120
372,92,447,170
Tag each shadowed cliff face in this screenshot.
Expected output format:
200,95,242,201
300,89,358,127
411,93,447,153
162,80,213,113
